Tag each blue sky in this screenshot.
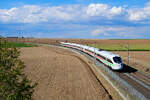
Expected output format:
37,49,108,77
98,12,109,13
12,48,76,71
0,0,150,38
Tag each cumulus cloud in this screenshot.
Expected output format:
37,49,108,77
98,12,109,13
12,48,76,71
86,4,109,16
86,4,123,18
110,6,122,15
0,3,150,24
128,4,150,21
0,5,46,23
0,4,125,23
0,5,83,23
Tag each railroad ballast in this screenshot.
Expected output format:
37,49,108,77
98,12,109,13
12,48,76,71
60,42,123,70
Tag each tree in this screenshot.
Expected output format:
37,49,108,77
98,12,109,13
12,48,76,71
0,39,37,100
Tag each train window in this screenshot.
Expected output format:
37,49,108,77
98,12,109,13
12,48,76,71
107,59,113,63
85,49,90,52
113,57,122,63
98,49,102,51
97,54,106,60
102,56,106,60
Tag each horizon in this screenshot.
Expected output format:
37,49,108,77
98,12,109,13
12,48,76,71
3,36,150,40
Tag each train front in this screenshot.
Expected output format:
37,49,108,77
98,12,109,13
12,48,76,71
112,56,123,70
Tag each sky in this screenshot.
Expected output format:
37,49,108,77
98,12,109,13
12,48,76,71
0,0,150,39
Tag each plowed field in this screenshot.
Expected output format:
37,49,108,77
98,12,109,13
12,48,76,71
20,46,111,100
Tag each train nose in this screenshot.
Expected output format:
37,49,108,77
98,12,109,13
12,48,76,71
114,64,123,70
118,64,123,70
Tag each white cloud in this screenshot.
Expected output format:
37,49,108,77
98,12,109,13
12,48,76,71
91,29,109,36
91,26,126,36
110,6,122,15
0,5,82,23
0,3,150,24
0,4,125,23
86,4,123,18
86,4,109,16
91,26,146,38
91,27,110,36
0,5,47,23
128,4,150,21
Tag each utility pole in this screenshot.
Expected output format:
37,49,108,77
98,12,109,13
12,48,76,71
119,42,130,65
94,42,96,65
127,42,130,65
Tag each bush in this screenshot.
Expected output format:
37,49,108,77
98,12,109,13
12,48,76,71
0,39,37,100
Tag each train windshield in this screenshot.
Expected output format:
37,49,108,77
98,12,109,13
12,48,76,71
113,57,122,63
98,49,102,51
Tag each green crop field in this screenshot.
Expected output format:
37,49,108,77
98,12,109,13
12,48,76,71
1,42,37,48
88,44,150,51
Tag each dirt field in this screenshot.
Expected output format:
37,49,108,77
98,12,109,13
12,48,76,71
20,46,111,100
113,51,150,74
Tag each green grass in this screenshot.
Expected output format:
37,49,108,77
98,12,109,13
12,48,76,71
1,42,37,48
88,44,150,51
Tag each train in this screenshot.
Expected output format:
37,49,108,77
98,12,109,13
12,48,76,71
60,42,123,70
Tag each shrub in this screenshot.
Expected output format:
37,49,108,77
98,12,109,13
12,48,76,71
0,39,37,100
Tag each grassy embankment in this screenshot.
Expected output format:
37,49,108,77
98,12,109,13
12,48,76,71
88,44,150,51
1,42,37,48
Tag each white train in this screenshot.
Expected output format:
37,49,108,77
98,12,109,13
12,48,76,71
60,42,123,70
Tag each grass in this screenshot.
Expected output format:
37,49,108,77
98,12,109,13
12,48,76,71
88,44,150,51
1,42,37,48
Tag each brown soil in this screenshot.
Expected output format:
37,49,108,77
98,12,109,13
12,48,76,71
113,51,150,74
20,46,111,100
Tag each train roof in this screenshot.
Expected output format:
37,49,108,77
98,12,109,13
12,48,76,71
96,50,120,60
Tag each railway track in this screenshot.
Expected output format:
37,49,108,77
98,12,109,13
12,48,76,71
115,72,150,99
130,72,150,86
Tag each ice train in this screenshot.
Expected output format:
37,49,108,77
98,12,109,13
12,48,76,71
60,42,123,70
